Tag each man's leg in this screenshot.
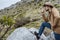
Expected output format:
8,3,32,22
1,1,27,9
38,22,51,36
54,32,60,40
34,22,51,40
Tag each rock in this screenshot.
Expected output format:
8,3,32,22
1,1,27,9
28,27,38,34
46,31,55,40
29,28,47,40
7,27,37,40
7,27,55,40
7,27,47,40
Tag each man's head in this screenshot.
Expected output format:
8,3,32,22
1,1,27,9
43,2,53,11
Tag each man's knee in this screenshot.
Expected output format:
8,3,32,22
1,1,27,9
42,22,47,25
41,22,51,29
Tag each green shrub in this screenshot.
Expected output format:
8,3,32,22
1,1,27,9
0,16,15,26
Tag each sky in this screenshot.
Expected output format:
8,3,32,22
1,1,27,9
0,0,21,9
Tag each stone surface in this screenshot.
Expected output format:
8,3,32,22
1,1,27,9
46,31,55,40
7,27,37,40
7,27,55,40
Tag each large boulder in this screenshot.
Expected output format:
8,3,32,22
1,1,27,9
29,28,47,40
7,27,47,40
7,27,55,40
46,31,55,40
7,27,37,40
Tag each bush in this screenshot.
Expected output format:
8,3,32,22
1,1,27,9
0,16,15,26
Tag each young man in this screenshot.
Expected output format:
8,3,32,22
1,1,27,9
36,2,60,40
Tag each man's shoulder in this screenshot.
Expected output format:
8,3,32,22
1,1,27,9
52,7,59,16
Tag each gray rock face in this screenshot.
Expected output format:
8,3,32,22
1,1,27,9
7,27,37,40
7,27,55,40
46,31,55,40
29,27,38,34
29,28,47,40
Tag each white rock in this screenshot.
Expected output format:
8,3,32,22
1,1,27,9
46,31,55,40
29,27,38,34
29,27,47,40
7,27,55,40
7,27,37,40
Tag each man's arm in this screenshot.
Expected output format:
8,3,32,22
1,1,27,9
42,14,49,22
41,9,49,22
53,15,60,27
52,8,60,27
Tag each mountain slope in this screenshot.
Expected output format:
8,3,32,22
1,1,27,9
0,0,60,40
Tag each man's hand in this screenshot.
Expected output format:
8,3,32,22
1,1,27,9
41,8,49,22
41,8,46,13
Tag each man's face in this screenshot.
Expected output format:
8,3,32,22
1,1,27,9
44,6,49,11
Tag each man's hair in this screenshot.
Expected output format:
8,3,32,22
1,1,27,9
43,2,53,8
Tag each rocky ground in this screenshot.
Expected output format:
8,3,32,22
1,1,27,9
7,27,55,40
